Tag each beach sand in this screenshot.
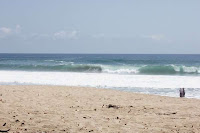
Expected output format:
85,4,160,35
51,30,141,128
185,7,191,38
0,85,200,132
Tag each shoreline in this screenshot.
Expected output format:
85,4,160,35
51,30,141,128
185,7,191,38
0,85,200,132
1,84,198,99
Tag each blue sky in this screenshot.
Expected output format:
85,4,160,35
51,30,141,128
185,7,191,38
0,0,200,54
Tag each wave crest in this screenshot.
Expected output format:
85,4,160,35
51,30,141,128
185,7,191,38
0,64,102,72
139,65,199,75
0,63,199,75
103,65,200,75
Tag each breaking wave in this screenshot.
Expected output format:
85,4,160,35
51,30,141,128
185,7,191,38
103,65,200,75
0,63,199,75
0,64,102,72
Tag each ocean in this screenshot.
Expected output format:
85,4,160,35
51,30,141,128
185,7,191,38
0,54,200,98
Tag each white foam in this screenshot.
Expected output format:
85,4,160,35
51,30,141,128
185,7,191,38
0,70,200,89
170,64,200,73
103,68,139,74
102,65,200,74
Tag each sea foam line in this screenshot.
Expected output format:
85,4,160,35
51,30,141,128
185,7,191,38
0,70,200,89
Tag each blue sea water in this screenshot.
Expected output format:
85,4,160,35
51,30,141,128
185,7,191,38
0,54,200,75
0,54,200,98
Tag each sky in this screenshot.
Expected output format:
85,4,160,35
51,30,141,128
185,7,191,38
0,0,200,54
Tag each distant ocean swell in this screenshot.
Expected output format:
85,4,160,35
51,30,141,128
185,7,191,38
0,64,199,75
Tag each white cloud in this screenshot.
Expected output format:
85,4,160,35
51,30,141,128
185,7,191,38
53,31,66,39
0,25,22,38
0,27,12,38
0,27,12,34
0,26,79,41
142,34,165,41
15,24,21,34
53,30,79,40
68,30,78,39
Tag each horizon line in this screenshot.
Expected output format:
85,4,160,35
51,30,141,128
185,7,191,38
0,53,200,55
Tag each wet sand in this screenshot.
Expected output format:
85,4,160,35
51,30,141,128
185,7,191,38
0,85,200,132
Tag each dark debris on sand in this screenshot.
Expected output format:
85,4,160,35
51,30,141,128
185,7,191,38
106,104,120,109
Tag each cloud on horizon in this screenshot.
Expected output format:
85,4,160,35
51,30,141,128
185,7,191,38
53,30,79,40
0,25,171,44
0,27,12,38
142,34,165,41
15,25,22,34
0,25,80,41
0,25,22,38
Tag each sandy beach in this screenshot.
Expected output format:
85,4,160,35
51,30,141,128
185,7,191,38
0,85,200,132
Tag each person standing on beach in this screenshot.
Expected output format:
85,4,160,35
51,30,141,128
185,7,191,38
179,88,185,97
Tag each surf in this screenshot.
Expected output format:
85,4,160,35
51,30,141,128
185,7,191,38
1,70,200,98
0,64,102,72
